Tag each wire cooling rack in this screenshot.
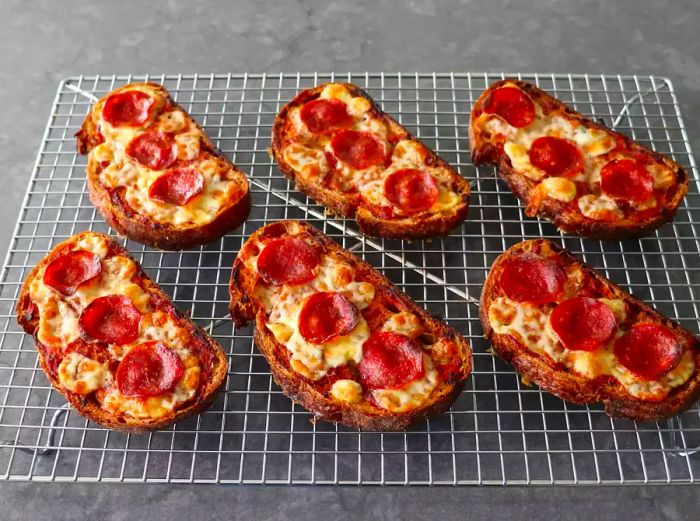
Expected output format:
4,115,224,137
0,72,698,485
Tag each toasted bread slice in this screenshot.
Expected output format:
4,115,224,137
77,82,250,250
229,221,472,430
16,231,228,432
271,83,470,239
470,79,688,240
480,239,700,421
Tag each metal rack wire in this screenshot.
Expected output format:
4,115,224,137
0,72,698,485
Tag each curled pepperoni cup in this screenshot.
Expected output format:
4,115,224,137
43,250,102,297
148,168,204,206
300,98,353,134
116,342,185,398
125,131,178,170
483,87,536,128
298,292,359,345
330,130,387,170
600,158,654,202
549,297,616,352
384,169,439,214
256,237,320,286
358,331,425,390
499,253,566,304
528,136,584,178
102,90,155,127
79,294,141,345
613,323,682,381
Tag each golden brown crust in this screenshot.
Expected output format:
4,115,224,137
229,220,472,430
271,84,470,239
469,79,689,240
480,239,700,421
16,231,229,432
77,82,251,250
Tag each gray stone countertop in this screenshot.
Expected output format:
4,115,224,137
1,0,698,519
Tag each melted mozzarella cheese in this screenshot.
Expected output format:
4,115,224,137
488,294,695,398
258,256,375,380
102,156,236,226
330,379,363,404
382,311,422,338
577,194,623,220
647,163,675,189
504,142,543,180
539,177,577,202
372,354,438,413
58,352,108,394
320,83,372,118
99,355,200,420
282,143,329,180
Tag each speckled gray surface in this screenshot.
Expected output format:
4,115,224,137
1,0,699,519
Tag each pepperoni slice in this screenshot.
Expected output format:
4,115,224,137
125,131,178,170
300,98,353,134
357,331,425,390
528,136,584,177
330,130,387,170
116,342,184,398
384,169,439,214
256,237,320,286
600,158,654,202
549,297,616,351
499,253,565,304
298,292,359,344
148,168,204,206
102,90,155,127
483,87,536,128
42,250,102,297
79,294,141,344
613,323,682,381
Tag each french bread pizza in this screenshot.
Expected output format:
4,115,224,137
271,83,470,239
77,82,250,250
16,231,228,432
229,221,472,430
480,239,700,421
470,80,688,240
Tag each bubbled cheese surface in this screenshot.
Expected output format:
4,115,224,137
28,233,202,419
92,84,240,226
480,82,676,221
281,83,464,217
487,266,695,400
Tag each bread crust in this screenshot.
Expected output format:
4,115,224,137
229,221,472,430
480,239,700,421
16,232,229,432
77,82,250,251
271,84,470,239
469,79,689,240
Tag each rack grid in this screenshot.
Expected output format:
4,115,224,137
0,72,698,485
